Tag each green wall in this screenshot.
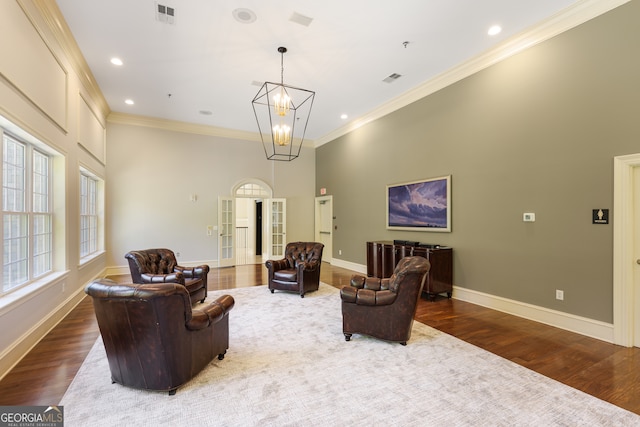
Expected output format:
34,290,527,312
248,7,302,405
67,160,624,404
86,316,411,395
316,1,640,323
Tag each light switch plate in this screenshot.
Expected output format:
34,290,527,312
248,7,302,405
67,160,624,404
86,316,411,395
523,213,536,222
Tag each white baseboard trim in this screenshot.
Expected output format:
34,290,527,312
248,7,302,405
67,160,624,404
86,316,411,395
453,286,614,344
329,258,367,275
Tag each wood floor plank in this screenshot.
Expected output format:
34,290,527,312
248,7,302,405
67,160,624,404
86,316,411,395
0,262,638,415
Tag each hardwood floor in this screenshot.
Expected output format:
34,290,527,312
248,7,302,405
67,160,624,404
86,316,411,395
1,262,639,415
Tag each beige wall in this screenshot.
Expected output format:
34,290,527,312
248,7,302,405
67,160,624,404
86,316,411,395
316,1,640,324
105,122,316,270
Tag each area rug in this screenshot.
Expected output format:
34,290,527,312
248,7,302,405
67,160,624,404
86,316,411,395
61,283,639,426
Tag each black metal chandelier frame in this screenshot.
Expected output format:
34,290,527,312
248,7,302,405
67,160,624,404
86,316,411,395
251,47,315,161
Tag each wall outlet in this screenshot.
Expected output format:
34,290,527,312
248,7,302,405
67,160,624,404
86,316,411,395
176,252,181,258
556,289,564,301
523,213,536,222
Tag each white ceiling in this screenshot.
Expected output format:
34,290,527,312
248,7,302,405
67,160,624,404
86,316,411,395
56,0,589,143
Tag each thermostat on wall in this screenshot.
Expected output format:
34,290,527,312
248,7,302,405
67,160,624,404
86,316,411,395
523,213,536,222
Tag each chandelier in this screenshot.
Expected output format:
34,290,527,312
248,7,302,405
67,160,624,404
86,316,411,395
251,47,315,161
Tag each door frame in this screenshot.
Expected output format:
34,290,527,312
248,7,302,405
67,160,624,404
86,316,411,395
613,153,640,346
315,195,333,263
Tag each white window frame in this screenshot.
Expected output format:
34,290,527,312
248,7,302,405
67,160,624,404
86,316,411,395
2,131,53,295
79,166,104,263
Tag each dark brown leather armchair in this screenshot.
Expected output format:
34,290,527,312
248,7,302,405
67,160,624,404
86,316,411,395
85,278,234,395
265,242,324,298
125,248,209,305
340,256,430,345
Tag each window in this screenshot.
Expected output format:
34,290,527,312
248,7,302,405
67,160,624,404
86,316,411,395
235,182,270,198
2,133,52,294
79,171,99,258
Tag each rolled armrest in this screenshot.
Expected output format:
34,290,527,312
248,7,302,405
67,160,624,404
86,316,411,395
175,264,210,279
265,259,289,272
140,272,185,284
187,295,235,330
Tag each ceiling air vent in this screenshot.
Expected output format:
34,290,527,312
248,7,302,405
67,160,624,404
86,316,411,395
383,73,402,83
289,12,313,27
156,3,176,24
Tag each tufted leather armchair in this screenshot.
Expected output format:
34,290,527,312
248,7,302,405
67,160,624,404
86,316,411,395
85,278,234,395
125,248,209,305
341,256,430,345
265,242,324,298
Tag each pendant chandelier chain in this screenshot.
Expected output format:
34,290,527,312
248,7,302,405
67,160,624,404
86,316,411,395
280,50,285,85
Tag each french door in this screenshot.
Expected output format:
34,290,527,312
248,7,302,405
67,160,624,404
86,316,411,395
218,196,235,267
218,196,286,265
265,198,286,259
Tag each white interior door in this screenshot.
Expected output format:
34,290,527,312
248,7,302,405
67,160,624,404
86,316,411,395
218,196,235,267
266,198,286,259
315,196,333,263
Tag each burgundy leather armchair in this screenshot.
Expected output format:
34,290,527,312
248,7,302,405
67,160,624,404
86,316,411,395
341,256,430,345
85,278,234,395
125,248,209,305
265,242,324,297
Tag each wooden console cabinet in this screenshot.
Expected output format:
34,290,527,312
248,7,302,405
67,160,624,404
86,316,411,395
366,241,453,300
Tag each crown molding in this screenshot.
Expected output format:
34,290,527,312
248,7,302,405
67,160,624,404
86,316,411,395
314,0,631,147
107,112,261,141
107,112,317,149
108,112,318,148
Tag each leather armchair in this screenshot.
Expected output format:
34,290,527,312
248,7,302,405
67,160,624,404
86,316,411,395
85,278,234,395
125,248,209,305
341,256,430,345
265,242,324,298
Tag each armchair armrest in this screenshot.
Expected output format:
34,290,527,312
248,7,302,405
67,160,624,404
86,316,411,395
140,272,185,284
265,259,289,272
187,295,235,331
175,264,210,279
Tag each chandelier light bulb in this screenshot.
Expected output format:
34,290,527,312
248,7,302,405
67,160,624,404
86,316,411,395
273,124,291,146
273,89,291,116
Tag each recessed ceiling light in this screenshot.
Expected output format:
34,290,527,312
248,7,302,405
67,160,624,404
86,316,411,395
110,57,123,66
125,99,134,105
232,8,257,24
488,25,502,36
340,114,348,120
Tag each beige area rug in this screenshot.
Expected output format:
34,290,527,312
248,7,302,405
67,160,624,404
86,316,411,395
61,283,639,426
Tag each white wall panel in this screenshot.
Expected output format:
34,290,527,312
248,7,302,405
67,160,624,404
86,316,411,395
77,94,106,163
0,0,67,129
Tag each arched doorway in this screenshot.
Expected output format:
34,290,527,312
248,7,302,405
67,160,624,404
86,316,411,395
233,179,272,265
